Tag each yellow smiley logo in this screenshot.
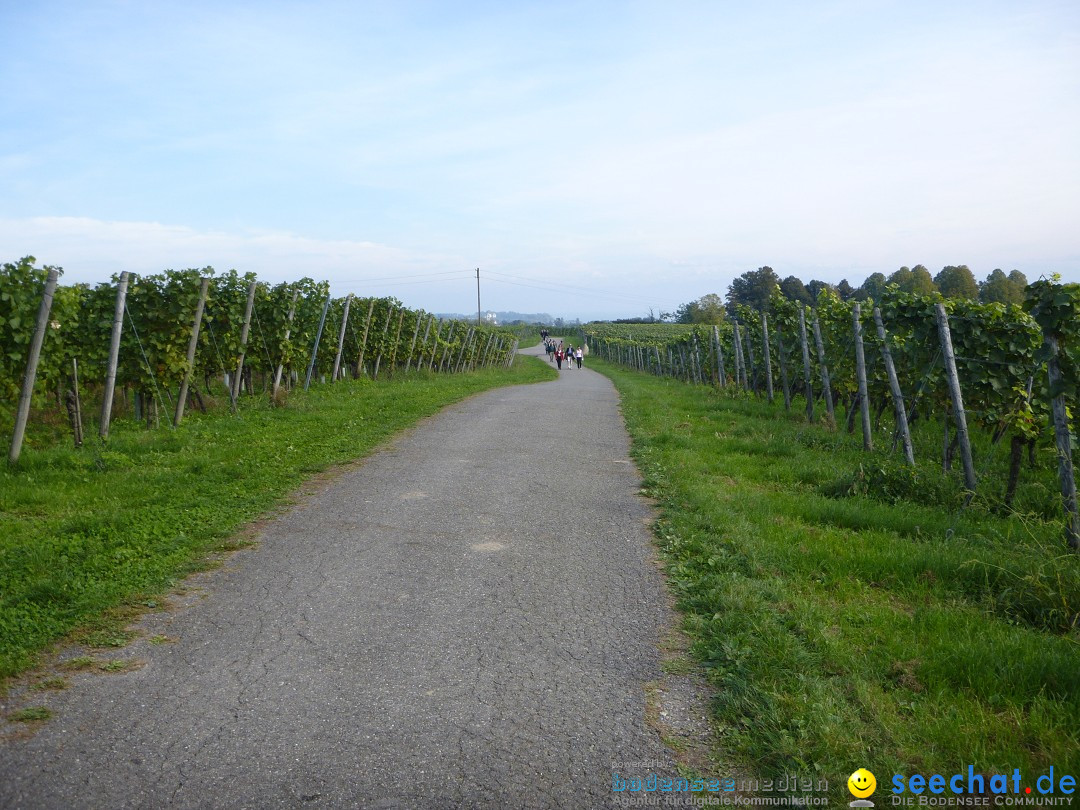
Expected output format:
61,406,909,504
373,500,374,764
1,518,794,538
848,768,877,798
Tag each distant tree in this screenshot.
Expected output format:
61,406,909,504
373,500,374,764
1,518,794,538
979,269,1029,305
856,272,888,302
779,275,813,305
806,279,834,300
1008,270,1029,289
727,266,780,313
935,265,979,299
836,279,855,300
675,293,726,324
674,301,696,324
887,265,937,295
887,266,914,290
979,269,1019,305
909,265,937,295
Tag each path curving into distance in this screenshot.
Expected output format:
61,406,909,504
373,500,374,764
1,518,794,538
1,344,681,809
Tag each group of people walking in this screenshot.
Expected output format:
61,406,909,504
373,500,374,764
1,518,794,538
544,339,583,370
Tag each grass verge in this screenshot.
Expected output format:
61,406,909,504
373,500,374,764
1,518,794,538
0,358,556,681
590,358,1079,800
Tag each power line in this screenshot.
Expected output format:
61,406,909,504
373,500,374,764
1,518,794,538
350,275,474,288
330,266,685,313
482,275,684,309
336,269,474,284
484,269,681,304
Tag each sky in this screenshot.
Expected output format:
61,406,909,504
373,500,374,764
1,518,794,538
1,0,1078,321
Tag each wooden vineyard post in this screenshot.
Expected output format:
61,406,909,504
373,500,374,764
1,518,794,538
354,298,375,378
456,327,475,373
712,325,726,387
761,313,774,403
230,281,258,407
468,328,480,371
272,290,299,397
1046,335,1080,550
438,322,455,373
174,277,209,426
934,303,977,496
405,312,423,372
453,327,468,373
372,306,394,380
425,315,439,368
304,295,331,391
738,325,748,388
67,358,84,448
811,311,835,425
476,331,490,368
9,268,59,465
775,327,792,411
331,294,353,382
387,307,405,373
732,322,745,390
743,325,758,392
798,306,814,423
480,331,495,367
410,315,432,372
427,319,442,371
100,271,130,439
852,303,873,451
872,307,914,465
428,320,443,371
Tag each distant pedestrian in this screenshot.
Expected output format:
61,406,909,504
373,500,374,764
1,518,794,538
575,348,583,369
555,348,564,369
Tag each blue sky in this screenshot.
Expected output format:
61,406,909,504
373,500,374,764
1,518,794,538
1,0,1078,320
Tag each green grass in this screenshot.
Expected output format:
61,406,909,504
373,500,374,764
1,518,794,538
0,358,556,681
7,705,52,722
590,358,1079,799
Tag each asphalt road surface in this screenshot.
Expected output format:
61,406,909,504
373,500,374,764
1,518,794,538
1,345,680,809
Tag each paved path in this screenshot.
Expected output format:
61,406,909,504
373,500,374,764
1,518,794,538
1,346,678,809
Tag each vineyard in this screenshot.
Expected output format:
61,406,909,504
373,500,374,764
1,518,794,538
2,257,518,461
578,283,1080,549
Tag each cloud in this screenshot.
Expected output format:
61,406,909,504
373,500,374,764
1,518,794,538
0,216,460,288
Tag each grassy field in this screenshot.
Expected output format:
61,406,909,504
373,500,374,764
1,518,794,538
0,358,556,682
590,357,1079,796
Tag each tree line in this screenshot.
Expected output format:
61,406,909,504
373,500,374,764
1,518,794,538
664,264,1030,325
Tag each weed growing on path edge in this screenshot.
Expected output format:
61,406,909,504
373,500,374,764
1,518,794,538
589,358,1080,804
7,706,52,723
0,357,556,682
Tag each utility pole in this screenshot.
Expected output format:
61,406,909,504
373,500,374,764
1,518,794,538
476,267,481,325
